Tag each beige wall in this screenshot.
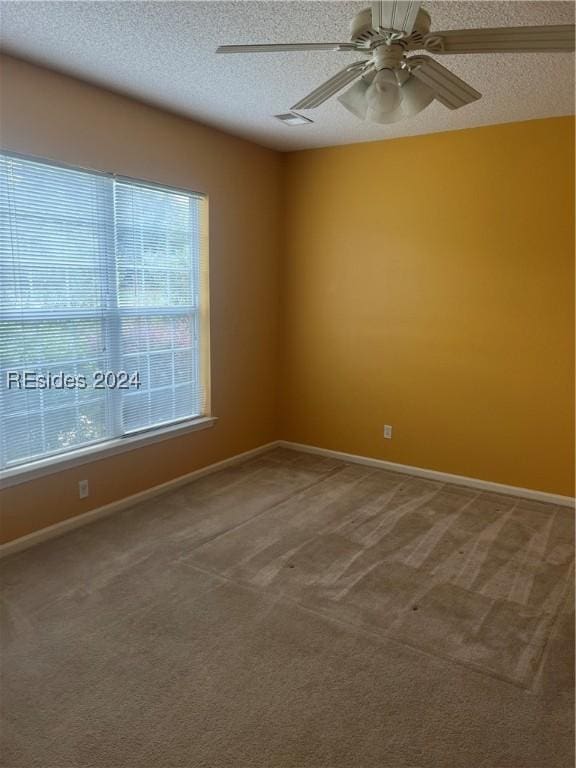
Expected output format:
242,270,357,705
0,55,283,542
280,117,575,497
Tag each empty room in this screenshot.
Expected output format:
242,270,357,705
0,1,574,766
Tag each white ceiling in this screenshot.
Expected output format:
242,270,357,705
0,1,574,151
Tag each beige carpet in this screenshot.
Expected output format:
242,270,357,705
1,448,574,767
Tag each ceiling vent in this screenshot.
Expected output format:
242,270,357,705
274,112,314,126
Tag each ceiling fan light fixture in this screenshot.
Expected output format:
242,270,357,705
366,68,402,112
337,77,371,119
338,67,434,124
394,73,435,116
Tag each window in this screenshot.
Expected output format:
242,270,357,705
0,152,209,473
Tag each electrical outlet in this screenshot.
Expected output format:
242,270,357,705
383,424,393,439
78,479,89,499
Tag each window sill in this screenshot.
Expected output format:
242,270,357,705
0,416,218,489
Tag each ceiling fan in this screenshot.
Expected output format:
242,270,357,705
216,1,575,124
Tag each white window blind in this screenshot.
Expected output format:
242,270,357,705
0,152,207,471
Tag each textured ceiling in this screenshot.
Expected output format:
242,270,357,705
0,1,574,151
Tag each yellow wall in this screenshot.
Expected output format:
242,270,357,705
0,55,282,542
1,54,574,545
280,117,575,497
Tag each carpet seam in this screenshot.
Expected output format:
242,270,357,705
179,558,537,695
167,458,347,558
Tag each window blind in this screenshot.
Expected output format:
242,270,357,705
0,152,207,471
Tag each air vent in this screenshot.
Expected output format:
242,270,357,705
274,112,314,126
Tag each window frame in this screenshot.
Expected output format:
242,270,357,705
0,150,213,487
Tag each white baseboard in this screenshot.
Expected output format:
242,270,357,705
279,441,576,509
0,441,281,559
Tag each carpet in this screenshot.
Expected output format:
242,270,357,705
1,448,574,767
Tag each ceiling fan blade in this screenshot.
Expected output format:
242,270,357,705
371,1,421,34
410,56,481,109
216,43,358,54
291,62,371,110
424,25,575,54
